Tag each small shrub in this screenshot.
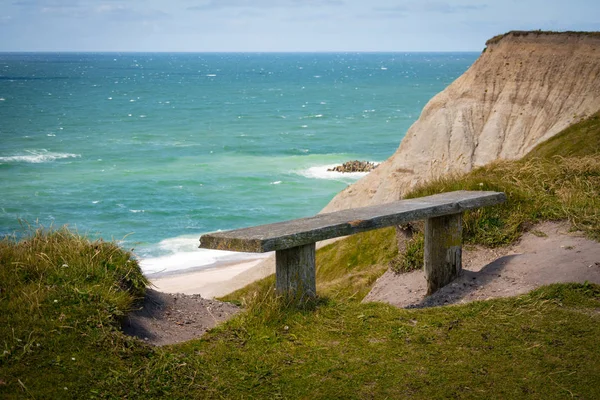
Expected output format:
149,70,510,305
390,233,424,273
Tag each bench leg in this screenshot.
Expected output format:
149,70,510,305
275,243,316,301
424,213,462,295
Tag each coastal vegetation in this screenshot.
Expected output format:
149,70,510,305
1,112,600,398
485,30,600,46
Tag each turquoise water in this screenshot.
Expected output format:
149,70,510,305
0,52,477,274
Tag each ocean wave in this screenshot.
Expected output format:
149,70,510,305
297,163,378,181
299,114,324,119
138,234,269,275
0,150,81,164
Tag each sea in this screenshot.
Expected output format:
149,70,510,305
0,52,478,275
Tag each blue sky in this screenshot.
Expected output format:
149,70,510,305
1,0,599,52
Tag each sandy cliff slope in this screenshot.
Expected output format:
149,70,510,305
323,31,600,212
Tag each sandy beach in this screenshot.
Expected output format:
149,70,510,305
149,255,276,299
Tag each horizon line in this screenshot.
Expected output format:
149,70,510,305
0,50,483,54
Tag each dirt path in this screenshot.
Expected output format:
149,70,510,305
122,289,240,346
123,222,600,346
364,222,600,308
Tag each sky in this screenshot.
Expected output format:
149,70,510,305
1,0,599,52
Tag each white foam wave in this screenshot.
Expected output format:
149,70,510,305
300,114,324,119
298,163,379,181
130,209,145,213
0,150,80,164
139,234,269,275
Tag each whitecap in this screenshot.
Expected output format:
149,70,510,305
270,181,282,185
206,74,217,77
138,235,270,275
130,209,145,213
47,133,56,137
301,125,308,128
0,150,80,164
300,114,324,119
0,98,5,101
92,201,100,204
381,67,388,70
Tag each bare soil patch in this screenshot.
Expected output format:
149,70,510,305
364,222,600,308
122,289,240,346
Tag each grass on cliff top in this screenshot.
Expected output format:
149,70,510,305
0,226,149,398
1,234,599,399
2,112,600,398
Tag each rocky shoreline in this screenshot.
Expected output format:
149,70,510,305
328,160,378,173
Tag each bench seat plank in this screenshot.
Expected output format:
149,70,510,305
199,190,506,253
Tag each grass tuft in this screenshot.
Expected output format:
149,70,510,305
0,225,149,398
390,232,424,273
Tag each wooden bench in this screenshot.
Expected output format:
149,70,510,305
199,190,506,300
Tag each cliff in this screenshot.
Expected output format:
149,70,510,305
323,31,600,212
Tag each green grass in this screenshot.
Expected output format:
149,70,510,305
2,242,599,398
390,232,425,274
2,112,600,398
0,226,149,399
525,111,600,159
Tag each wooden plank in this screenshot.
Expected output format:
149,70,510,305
275,243,316,300
199,191,505,253
424,213,462,295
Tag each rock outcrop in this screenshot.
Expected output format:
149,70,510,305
328,160,378,173
323,31,600,213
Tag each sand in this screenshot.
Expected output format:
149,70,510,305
364,221,600,308
149,257,275,299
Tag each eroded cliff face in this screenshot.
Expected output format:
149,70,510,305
323,31,600,212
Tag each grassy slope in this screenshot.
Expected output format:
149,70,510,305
1,113,600,398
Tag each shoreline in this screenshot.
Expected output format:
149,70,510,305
148,255,274,299
146,237,341,299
